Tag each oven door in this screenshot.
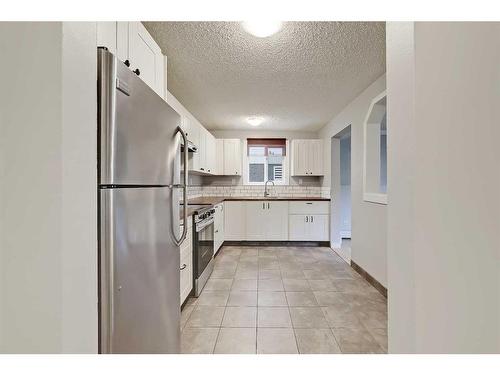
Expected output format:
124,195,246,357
195,219,214,278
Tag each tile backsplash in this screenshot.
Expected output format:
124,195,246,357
187,185,331,199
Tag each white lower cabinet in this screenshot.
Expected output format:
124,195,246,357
289,214,329,241
224,200,328,242
224,201,246,240
214,203,224,254
245,201,288,241
180,217,193,305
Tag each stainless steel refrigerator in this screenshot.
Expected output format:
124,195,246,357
97,48,188,354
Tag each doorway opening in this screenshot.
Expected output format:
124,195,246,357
330,125,351,263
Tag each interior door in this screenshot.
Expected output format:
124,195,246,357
100,187,180,353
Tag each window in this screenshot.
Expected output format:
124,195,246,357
246,139,286,185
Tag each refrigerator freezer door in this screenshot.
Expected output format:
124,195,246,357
100,187,180,353
98,48,181,186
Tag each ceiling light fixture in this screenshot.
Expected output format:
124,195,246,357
242,20,283,38
247,116,264,127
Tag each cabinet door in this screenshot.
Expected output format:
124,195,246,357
308,215,329,241
266,201,289,240
116,22,129,63
214,203,224,253
224,201,246,240
215,139,224,175
180,229,193,305
289,214,307,241
245,201,267,240
205,133,216,174
189,124,203,172
291,140,308,176
223,139,242,176
97,22,117,54
309,140,324,176
128,22,164,96
187,120,200,148
198,128,207,172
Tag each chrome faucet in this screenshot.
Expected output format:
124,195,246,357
264,180,275,197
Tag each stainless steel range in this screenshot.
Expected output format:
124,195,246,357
192,205,216,296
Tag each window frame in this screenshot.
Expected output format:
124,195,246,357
244,139,289,186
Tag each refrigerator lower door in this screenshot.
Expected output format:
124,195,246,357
100,187,180,353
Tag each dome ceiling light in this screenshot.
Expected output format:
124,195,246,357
242,20,283,38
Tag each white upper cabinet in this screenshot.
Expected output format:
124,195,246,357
215,139,224,175
291,139,324,176
205,132,216,174
189,125,216,175
222,139,242,176
96,22,117,54
127,22,164,97
97,22,165,97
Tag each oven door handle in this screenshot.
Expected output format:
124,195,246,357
195,218,214,232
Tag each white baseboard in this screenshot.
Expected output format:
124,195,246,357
340,231,351,238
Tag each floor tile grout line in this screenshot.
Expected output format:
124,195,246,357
282,285,300,354
211,288,230,354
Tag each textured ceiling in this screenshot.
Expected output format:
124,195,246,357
143,22,386,131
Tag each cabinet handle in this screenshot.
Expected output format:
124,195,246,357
124,59,130,67
200,167,204,171
262,202,265,210
267,202,270,209
180,264,187,271
133,68,140,76
311,216,314,223
306,202,312,205
208,169,211,172
305,216,308,222
215,230,219,233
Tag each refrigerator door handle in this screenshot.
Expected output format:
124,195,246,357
172,126,189,246
100,190,115,354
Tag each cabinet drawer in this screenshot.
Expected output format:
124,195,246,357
289,201,329,215
180,244,193,305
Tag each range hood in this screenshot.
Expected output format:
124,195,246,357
181,140,198,152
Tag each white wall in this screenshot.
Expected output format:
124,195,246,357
319,74,387,287
386,22,416,353
387,22,500,353
0,22,98,353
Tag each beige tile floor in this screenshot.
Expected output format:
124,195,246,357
181,245,387,354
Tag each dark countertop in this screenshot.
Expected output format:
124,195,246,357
186,196,330,205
